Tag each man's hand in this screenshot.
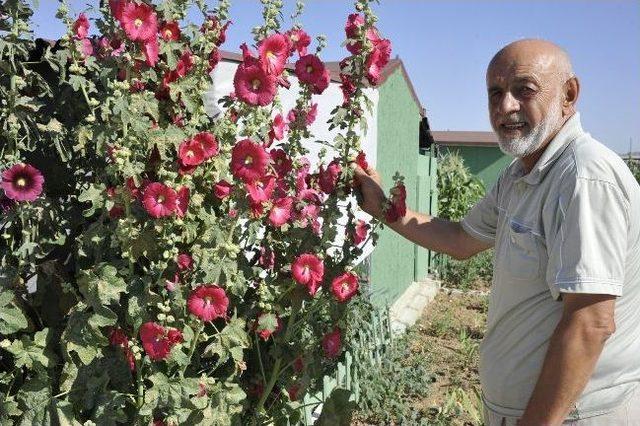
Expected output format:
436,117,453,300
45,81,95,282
351,164,386,220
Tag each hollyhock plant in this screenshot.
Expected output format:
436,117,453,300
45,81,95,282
258,247,275,269
331,272,359,303
143,37,159,66
1,163,44,202
214,180,233,199
294,54,330,94
233,54,277,106
187,285,229,322
291,253,324,296
352,219,369,244
231,139,270,183
270,149,293,177
177,253,193,271
178,138,206,167
108,0,125,22
355,151,369,171
73,13,90,39
142,182,177,218
139,322,183,361
175,186,190,218
366,38,392,85
258,33,290,75
268,114,288,144
109,328,135,371
121,2,158,42
322,327,342,359
254,312,283,341
385,181,407,222
159,21,180,41
318,161,341,194
246,175,276,204
193,132,219,159
268,196,293,227
286,28,311,56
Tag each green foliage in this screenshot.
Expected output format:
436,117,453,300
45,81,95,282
436,152,485,221
436,153,493,289
626,158,640,184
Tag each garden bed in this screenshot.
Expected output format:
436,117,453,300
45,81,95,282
352,283,488,425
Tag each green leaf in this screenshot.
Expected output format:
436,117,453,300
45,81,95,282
15,375,53,426
202,315,249,368
4,329,57,371
78,183,106,217
315,388,355,426
77,264,127,310
0,289,28,334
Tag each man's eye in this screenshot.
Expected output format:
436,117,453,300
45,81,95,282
519,87,536,97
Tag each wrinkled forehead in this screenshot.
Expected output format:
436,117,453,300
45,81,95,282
486,49,558,86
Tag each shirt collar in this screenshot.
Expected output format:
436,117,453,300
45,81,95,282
508,112,585,185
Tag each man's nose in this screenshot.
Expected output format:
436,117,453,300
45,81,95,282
499,91,520,115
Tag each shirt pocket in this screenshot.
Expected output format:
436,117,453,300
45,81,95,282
504,219,543,279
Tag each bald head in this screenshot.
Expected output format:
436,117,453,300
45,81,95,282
485,39,580,163
488,39,574,84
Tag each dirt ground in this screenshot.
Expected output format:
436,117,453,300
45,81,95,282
352,283,489,425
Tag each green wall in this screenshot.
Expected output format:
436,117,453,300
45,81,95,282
440,145,511,189
370,67,432,307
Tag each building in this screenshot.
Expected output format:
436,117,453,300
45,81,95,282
430,130,511,189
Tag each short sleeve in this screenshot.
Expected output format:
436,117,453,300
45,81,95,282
546,177,629,298
461,178,500,245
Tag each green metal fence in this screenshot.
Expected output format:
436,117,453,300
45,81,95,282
297,307,393,424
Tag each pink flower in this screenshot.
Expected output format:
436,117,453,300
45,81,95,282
1,163,44,202
109,328,135,371
355,151,369,171
165,273,180,292
177,253,193,270
294,54,330,94
344,13,381,55
178,139,206,167
268,197,293,227
246,175,276,204
286,28,311,56
234,54,277,106
143,37,159,67
79,38,94,57
352,219,369,245
121,2,158,42
345,13,364,39
340,73,356,104
366,38,392,86
231,139,269,183
270,149,293,177
175,186,189,218
187,285,229,322
292,253,324,296
109,0,126,22
322,327,342,359
305,103,318,126
268,113,288,145
214,180,233,199
175,50,194,77
258,247,275,269
193,132,219,158
258,33,290,75
139,322,183,361
73,13,90,39
319,160,341,194
385,182,407,223
160,21,180,41
208,48,222,72
142,182,177,218
331,272,359,303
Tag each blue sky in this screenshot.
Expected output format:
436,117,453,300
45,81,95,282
31,0,640,154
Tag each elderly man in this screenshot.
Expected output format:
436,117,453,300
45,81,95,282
353,39,640,425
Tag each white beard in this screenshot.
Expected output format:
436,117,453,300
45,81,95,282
496,99,562,158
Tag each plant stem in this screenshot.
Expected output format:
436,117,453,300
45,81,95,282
181,322,204,378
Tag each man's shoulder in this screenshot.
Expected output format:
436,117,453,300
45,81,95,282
564,133,630,184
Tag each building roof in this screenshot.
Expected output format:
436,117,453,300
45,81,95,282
430,130,500,147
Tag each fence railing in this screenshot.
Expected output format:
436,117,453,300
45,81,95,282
297,306,394,425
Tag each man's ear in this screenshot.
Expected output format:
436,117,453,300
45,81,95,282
563,76,580,114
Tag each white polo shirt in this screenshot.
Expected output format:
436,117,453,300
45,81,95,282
461,113,640,419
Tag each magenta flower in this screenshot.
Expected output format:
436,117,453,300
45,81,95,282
231,139,270,183
142,182,177,218
73,13,90,39
258,33,290,75
246,175,276,204
1,163,44,202
268,196,293,227
139,322,183,361
331,272,359,303
294,54,330,94
121,1,158,42
214,180,233,199
187,285,229,322
322,327,342,359
286,28,311,56
159,21,180,41
292,253,324,296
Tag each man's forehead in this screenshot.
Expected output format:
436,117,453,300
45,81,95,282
487,54,555,85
